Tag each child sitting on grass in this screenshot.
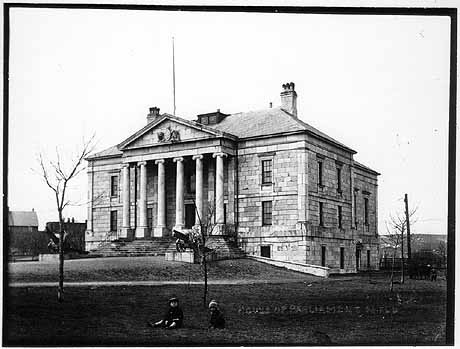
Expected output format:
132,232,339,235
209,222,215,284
149,297,184,329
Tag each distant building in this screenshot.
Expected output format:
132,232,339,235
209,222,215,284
8,210,47,258
86,82,380,273
380,234,447,258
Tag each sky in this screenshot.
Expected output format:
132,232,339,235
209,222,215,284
7,7,450,234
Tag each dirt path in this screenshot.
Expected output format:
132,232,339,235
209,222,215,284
9,278,316,288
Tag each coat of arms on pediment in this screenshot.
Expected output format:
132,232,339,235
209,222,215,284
157,126,181,143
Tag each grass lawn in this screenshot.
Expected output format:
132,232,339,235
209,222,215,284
7,256,315,283
5,269,446,345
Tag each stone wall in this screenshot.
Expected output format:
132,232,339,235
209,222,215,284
353,165,378,237
236,136,307,263
86,157,123,249
235,132,380,273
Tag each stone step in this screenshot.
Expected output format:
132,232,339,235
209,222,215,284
90,235,245,259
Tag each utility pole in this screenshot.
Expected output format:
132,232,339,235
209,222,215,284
404,193,412,261
401,223,404,283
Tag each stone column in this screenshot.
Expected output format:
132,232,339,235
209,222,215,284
154,159,167,237
213,152,227,233
193,155,204,226
174,157,185,229
121,163,131,238
136,161,148,238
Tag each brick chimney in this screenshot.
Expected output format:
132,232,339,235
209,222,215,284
147,107,161,124
280,82,297,117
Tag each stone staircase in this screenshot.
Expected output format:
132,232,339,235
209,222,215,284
90,238,175,257
89,236,246,260
205,236,246,260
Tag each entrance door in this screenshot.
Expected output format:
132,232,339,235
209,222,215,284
185,204,195,228
356,247,361,271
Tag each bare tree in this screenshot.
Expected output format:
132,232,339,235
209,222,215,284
193,201,217,308
381,226,401,292
34,135,96,302
384,206,417,286
435,240,447,267
173,201,229,307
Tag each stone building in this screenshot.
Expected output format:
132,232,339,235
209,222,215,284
86,82,380,273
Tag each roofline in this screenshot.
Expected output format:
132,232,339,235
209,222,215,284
306,130,357,155
167,114,237,140
237,130,305,141
118,113,237,150
280,109,357,154
353,161,381,176
197,111,230,117
86,153,122,161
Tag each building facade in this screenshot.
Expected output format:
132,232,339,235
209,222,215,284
86,82,380,273
8,210,45,258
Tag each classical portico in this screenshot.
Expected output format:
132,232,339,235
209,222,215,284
116,113,236,239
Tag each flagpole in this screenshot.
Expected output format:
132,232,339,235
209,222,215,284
172,36,176,115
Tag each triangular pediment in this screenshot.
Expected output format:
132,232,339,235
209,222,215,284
118,114,235,150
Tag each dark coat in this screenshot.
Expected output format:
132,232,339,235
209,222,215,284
209,309,225,329
163,306,184,327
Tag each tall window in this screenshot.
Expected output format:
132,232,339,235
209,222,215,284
338,206,343,229
337,167,342,192
262,201,272,226
110,210,117,232
367,250,371,269
319,202,324,227
340,247,345,269
321,246,326,267
364,197,369,226
318,161,323,187
110,175,118,197
147,208,153,229
354,191,358,226
262,160,273,185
